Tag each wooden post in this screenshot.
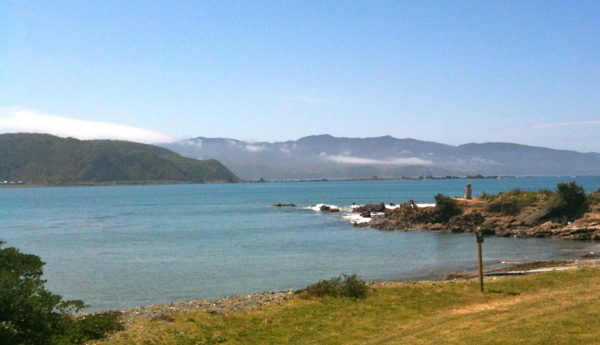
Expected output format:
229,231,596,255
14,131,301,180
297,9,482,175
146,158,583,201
465,184,472,199
476,231,484,292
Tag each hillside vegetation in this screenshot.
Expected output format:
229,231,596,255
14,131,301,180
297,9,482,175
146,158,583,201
0,133,238,185
94,267,600,345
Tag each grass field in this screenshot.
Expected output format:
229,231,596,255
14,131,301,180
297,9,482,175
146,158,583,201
94,267,600,345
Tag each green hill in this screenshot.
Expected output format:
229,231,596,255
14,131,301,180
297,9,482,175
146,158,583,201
0,133,238,185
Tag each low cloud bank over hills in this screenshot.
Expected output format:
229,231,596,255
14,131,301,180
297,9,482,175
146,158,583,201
162,134,600,180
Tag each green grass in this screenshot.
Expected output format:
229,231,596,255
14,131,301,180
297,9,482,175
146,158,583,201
95,267,600,345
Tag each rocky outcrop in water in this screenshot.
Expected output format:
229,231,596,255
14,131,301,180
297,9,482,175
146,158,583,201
358,191,600,240
353,203,386,214
320,205,340,213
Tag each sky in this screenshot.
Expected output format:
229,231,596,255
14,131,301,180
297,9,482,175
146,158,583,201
1,1,599,152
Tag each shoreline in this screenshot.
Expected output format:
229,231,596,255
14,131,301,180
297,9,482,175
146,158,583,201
3,174,574,188
79,256,600,324
0,180,238,189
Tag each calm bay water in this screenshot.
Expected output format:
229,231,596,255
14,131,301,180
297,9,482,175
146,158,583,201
2,176,600,311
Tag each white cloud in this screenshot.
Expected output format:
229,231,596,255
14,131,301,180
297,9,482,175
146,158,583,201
181,139,203,147
471,157,502,165
0,108,172,143
226,139,239,147
529,120,600,129
323,154,432,165
245,144,266,152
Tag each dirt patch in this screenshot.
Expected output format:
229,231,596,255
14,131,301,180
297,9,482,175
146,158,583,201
450,296,527,315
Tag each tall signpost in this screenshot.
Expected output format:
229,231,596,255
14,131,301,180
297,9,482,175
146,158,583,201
476,231,484,292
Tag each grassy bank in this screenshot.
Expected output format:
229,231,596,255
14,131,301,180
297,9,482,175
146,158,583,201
94,267,600,345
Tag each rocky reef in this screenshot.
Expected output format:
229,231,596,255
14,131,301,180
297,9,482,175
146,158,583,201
355,187,600,240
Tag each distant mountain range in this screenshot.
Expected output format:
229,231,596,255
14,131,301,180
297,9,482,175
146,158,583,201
0,133,238,185
162,134,600,180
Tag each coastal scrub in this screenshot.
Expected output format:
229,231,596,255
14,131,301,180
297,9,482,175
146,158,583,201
546,182,589,221
298,274,369,299
0,241,122,345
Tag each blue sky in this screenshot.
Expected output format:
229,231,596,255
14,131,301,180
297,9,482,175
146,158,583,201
1,1,599,151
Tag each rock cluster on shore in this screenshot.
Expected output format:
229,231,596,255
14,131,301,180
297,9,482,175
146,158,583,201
353,188,600,240
82,290,295,325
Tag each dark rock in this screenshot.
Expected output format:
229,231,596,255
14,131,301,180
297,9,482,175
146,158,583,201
516,207,551,226
272,203,296,207
353,203,386,214
447,212,485,232
320,205,339,212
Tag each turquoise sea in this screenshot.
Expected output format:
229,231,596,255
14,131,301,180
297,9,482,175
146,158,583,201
2,176,600,311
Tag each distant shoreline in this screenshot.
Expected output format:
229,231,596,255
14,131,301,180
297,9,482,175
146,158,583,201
0,175,506,188
0,180,238,188
4,175,600,188
259,175,513,183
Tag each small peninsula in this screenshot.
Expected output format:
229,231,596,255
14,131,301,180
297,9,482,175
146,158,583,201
352,183,600,240
0,133,239,185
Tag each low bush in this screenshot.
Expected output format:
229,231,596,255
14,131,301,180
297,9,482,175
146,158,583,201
434,194,462,222
588,189,600,205
546,182,588,221
479,189,554,205
300,274,369,299
0,241,122,345
54,312,123,345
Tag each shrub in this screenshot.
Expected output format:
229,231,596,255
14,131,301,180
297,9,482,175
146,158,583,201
546,182,588,221
588,189,600,205
479,189,554,205
434,194,462,222
301,274,369,299
0,241,122,345
341,274,370,299
53,313,123,345
302,277,343,297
